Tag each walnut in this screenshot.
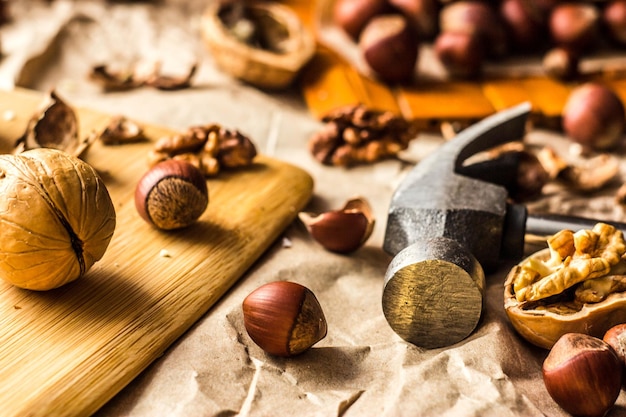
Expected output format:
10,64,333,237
510,223,626,303
308,105,417,166
0,148,116,290
149,124,257,177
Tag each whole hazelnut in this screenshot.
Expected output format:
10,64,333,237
388,0,439,40
135,159,209,230
543,333,622,417
298,197,375,253
499,0,547,53
434,30,485,79
603,323,626,387
439,1,509,58
561,82,626,150
0,148,116,290
359,14,420,84
332,0,391,41
242,281,328,357
549,2,601,53
603,0,626,46
542,46,580,80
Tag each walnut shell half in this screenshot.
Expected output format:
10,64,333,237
504,248,626,349
0,148,116,290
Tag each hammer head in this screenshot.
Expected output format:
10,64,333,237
383,102,532,270
381,102,532,348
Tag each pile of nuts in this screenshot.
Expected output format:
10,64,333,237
333,0,626,82
148,124,257,177
308,104,416,166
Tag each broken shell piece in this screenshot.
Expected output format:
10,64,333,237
16,90,91,157
145,63,197,91
558,153,619,192
89,65,143,92
201,2,315,89
99,115,146,145
89,62,197,92
299,197,375,253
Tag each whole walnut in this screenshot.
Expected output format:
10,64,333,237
0,148,116,290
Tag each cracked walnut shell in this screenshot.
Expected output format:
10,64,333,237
504,223,626,349
0,149,116,290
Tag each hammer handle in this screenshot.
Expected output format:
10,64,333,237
526,213,626,238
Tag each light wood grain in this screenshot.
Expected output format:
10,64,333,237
0,87,314,417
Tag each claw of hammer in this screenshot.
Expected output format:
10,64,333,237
381,102,626,349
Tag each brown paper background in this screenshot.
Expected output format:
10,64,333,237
2,1,626,416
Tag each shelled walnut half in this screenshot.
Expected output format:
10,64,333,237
148,124,257,177
308,104,417,167
504,223,626,349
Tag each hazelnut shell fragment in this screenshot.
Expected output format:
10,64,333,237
135,159,209,230
543,333,622,417
299,197,375,253
242,281,328,357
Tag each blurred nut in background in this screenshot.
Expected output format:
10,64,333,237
561,82,626,150
359,13,420,84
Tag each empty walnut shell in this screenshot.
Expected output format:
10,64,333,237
0,148,116,290
504,248,626,349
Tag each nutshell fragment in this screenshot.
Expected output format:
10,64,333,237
89,62,197,92
99,115,147,145
15,90,92,157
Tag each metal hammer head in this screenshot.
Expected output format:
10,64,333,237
382,102,531,349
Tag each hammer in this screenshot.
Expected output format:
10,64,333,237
382,102,626,349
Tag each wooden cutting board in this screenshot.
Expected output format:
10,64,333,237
0,87,314,417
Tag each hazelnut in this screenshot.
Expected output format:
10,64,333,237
561,82,626,150
543,333,622,417
332,0,391,41
298,197,375,253
542,47,580,80
388,0,439,40
603,0,626,46
439,1,509,58
358,14,420,84
499,0,547,53
0,148,116,290
549,2,601,53
135,159,209,230
242,281,328,357
434,30,485,79
603,323,626,387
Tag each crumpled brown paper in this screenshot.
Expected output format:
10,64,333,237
3,1,626,416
